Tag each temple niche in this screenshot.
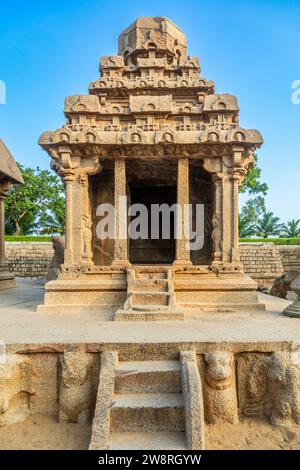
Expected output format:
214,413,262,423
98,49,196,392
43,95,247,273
38,17,264,319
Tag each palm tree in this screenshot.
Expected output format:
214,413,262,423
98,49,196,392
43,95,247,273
239,214,257,238
281,219,300,238
255,212,283,238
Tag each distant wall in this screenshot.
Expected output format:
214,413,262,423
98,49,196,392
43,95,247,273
277,245,300,272
5,242,300,283
5,242,53,278
240,243,283,287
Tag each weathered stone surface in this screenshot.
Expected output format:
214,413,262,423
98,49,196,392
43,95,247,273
237,353,270,417
237,349,300,426
0,354,33,425
89,351,118,449
180,350,205,450
47,236,65,281
270,270,300,299
58,352,99,424
283,275,300,318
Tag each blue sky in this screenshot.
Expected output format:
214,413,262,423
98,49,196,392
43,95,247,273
0,0,299,222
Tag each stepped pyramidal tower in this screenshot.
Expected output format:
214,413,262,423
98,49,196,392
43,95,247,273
38,17,264,318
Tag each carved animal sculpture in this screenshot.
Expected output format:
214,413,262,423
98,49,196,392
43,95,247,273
203,352,238,424
58,352,94,424
47,236,65,281
267,352,300,426
270,270,300,299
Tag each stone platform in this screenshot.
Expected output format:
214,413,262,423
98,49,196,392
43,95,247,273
0,278,298,350
1,279,300,451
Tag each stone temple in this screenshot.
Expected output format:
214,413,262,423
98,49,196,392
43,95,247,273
38,17,264,318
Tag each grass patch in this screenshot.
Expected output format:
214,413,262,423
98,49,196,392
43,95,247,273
5,236,52,242
240,238,300,245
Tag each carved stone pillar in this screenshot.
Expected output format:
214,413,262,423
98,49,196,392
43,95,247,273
112,158,129,266
63,172,76,266
80,175,93,264
230,147,245,264
174,157,192,265
230,169,241,263
211,173,223,263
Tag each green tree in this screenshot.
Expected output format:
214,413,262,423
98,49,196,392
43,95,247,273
255,211,284,238
280,219,300,238
240,153,268,196
239,196,266,237
239,154,269,237
5,164,65,235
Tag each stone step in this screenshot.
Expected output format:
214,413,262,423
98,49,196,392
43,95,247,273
115,361,182,393
109,432,187,450
135,269,168,280
110,393,185,432
114,309,185,321
131,292,169,306
132,279,168,292
132,304,169,311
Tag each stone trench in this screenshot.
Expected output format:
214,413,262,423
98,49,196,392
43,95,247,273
1,347,300,450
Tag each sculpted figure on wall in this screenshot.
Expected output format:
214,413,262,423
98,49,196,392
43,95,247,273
58,352,98,424
211,214,222,261
267,352,300,426
238,351,300,425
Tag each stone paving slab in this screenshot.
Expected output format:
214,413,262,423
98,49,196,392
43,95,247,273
0,279,299,353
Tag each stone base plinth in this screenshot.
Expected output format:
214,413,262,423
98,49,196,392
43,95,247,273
114,308,185,321
36,276,127,313
0,269,16,290
37,266,264,315
283,302,300,318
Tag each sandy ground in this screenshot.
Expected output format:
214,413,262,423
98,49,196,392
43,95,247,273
0,415,299,450
0,415,92,450
205,419,300,450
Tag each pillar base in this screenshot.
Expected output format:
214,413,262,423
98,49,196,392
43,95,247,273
111,260,131,268
283,301,300,319
173,259,192,267
283,275,300,318
0,269,16,290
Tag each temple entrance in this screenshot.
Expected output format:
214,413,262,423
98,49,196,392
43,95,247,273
129,183,176,264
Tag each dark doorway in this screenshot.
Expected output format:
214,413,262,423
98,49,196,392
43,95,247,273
129,184,176,264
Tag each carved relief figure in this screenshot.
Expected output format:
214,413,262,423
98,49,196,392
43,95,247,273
82,214,93,260
203,352,238,424
267,352,300,426
211,214,222,260
47,236,65,281
58,352,96,424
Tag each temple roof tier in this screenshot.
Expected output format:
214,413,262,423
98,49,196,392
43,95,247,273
39,126,263,148
39,17,263,164
0,139,24,184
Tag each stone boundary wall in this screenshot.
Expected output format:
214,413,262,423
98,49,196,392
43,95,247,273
239,243,283,287
277,245,300,272
5,242,53,278
5,242,299,282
